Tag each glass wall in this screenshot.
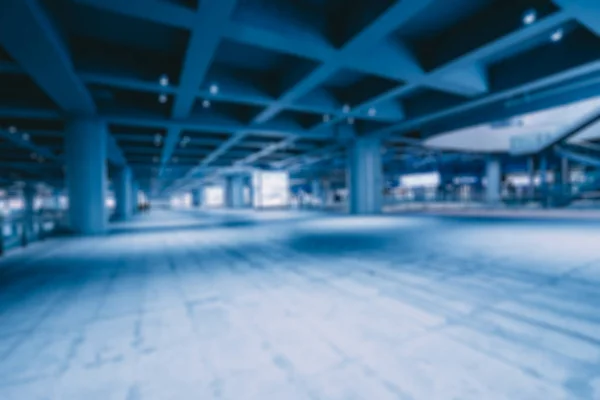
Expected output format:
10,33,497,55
252,171,290,208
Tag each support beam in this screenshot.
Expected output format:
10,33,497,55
485,156,502,204
0,0,128,167
113,166,132,221
131,181,139,214
65,118,108,235
0,0,95,114
225,175,245,209
191,188,203,208
160,1,238,174
347,137,383,214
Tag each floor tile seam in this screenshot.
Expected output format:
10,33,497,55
439,314,600,373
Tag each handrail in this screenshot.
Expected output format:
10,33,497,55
0,210,66,256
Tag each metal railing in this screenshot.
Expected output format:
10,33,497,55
0,210,66,256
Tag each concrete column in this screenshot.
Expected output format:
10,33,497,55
23,185,36,242
561,157,570,186
539,154,548,191
485,156,501,204
225,175,245,209
131,181,139,214
347,137,383,214
191,188,202,208
311,179,324,206
246,176,255,208
113,166,132,221
527,156,536,198
65,118,107,235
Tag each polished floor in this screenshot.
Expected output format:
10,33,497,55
0,209,599,399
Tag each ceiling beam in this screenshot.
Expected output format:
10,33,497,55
0,0,95,114
0,0,127,168
552,0,600,35
159,1,237,177
0,128,61,162
73,0,194,29
163,0,435,193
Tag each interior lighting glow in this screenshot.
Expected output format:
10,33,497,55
400,172,441,188
158,94,168,103
8,126,16,134
368,107,377,117
323,114,330,122
159,74,169,87
209,84,219,95
22,133,30,141
523,9,536,25
347,117,355,125
550,28,563,42
202,99,211,108
342,104,351,113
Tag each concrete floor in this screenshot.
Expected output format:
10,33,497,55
1,210,599,399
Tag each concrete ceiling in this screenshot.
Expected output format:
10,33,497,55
0,0,599,194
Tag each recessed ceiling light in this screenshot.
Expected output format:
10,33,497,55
8,126,16,134
551,28,563,42
159,74,169,87
158,94,168,103
22,133,30,141
323,114,330,122
522,9,536,25
202,99,211,108
368,107,377,117
342,104,351,113
347,117,355,125
209,84,219,95
182,136,190,142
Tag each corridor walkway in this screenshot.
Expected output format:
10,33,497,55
0,210,599,399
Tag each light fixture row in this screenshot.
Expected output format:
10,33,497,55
322,104,378,125
157,74,220,104
522,9,564,43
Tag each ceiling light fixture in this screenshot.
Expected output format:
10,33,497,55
323,114,330,122
8,126,16,134
153,156,159,163
22,133,30,141
158,94,168,103
159,74,169,87
368,107,377,117
342,104,351,113
209,84,219,95
202,99,211,108
550,28,564,42
347,117,355,125
522,9,536,25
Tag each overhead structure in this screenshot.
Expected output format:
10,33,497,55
0,0,599,207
